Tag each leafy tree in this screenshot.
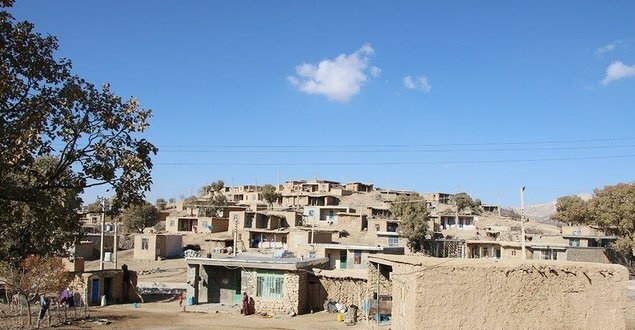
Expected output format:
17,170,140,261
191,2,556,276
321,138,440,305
553,195,588,225
452,192,481,214
155,198,167,210
588,183,635,258
261,184,281,208
0,2,156,261
198,179,225,196
85,198,113,214
122,202,159,233
0,157,82,262
184,194,227,217
168,197,176,204
0,255,71,326
210,180,225,193
392,194,430,252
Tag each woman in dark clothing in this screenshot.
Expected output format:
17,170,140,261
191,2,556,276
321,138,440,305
241,292,250,315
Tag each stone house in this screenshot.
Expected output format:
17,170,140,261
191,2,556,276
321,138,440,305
185,256,328,315
133,234,183,260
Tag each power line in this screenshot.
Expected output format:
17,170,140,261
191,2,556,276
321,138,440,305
156,143,635,153
155,153,635,166
155,136,635,149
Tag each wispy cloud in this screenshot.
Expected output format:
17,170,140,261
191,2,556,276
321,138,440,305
595,43,617,57
403,75,431,93
594,40,626,58
601,61,635,85
288,44,380,102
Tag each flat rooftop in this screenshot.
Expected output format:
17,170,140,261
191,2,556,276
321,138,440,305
186,256,328,271
367,254,626,272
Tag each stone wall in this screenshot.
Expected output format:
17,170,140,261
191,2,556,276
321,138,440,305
388,258,628,330
307,275,367,310
241,269,307,316
367,262,392,298
567,247,611,263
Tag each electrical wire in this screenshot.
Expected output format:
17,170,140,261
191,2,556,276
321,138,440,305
155,136,635,149
155,153,635,166
156,144,635,153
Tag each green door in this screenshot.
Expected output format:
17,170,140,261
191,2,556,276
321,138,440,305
339,250,347,269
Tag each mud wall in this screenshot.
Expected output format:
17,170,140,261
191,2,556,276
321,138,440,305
390,259,628,330
307,275,367,311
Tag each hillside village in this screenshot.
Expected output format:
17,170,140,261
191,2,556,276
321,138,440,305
65,179,628,329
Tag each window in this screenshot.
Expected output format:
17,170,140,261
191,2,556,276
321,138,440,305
141,238,149,250
388,237,399,247
256,272,284,299
569,239,580,247
540,250,558,260
169,220,175,227
511,250,517,256
201,220,208,227
354,251,362,264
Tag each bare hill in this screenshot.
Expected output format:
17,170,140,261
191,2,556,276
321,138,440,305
513,193,592,225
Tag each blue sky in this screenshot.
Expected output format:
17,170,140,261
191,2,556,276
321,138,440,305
9,1,635,206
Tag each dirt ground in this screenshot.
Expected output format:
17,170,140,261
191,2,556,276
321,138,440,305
57,301,366,330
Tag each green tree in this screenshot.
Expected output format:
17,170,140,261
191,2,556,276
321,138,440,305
553,195,588,225
0,157,82,262
452,192,481,214
588,183,635,258
198,179,225,196
184,194,227,217
0,2,156,261
155,198,167,210
392,194,430,252
261,184,281,208
122,202,159,233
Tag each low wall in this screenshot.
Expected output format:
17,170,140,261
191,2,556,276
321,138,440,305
388,258,628,330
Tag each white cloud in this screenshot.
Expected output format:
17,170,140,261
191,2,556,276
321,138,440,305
370,66,382,78
403,75,431,93
601,61,635,85
287,44,379,102
595,43,617,57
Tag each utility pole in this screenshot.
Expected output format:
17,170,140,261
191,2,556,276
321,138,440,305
498,194,502,217
99,197,105,270
113,210,118,269
520,187,526,260
232,214,239,257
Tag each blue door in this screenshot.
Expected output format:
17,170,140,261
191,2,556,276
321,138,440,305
91,279,100,305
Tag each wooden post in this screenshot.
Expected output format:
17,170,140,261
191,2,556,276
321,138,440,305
376,262,380,326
